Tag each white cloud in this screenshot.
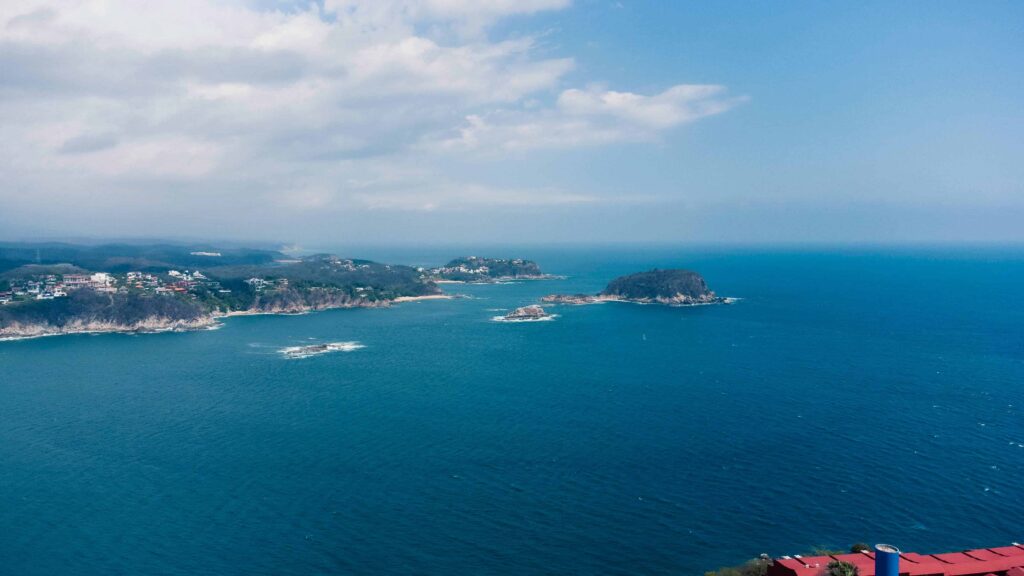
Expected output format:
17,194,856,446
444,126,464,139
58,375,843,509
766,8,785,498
0,0,739,221
437,85,743,151
323,0,572,37
558,84,739,128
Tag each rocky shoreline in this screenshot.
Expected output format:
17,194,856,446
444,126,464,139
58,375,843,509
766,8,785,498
0,316,220,341
494,304,556,322
435,274,560,284
542,293,731,306
541,269,735,308
0,297,408,341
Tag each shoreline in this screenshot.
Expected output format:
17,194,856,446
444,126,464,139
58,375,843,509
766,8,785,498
542,295,739,307
433,275,562,285
392,294,453,303
0,317,220,342
0,293,452,342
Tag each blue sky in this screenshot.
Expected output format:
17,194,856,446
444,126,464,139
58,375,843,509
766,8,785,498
1,1,1021,244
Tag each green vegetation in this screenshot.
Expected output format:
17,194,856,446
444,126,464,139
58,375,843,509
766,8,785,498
850,544,871,553
208,255,436,299
704,544,869,576
0,289,205,328
704,557,770,576
0,264,89,280
0,244,442,335
431,256,545,281
601,268,712,299
828,560,859,576
811,548,847,557
0,242,281,275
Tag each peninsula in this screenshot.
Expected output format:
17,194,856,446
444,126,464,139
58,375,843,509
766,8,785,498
542,268,731,306
0,243,441,339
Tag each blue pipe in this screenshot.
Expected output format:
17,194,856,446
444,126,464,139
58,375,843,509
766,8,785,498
875,544,901,576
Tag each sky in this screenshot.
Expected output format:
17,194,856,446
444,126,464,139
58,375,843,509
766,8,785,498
1,0,1022,246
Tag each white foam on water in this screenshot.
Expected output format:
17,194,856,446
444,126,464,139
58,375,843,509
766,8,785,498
279,341,365,359
491,315,558,323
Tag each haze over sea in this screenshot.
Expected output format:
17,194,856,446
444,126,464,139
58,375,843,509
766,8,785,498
2,246,1023,575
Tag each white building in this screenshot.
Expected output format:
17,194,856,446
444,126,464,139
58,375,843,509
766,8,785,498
90,272,113,286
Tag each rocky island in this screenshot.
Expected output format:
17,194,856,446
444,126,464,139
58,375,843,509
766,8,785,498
428,256,556,283
543,269,732,306
494,305,556,322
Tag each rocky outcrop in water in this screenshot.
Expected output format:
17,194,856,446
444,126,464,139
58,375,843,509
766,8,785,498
504,305,552,320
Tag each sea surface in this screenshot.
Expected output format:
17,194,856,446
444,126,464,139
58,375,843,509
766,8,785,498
2,246,1023,575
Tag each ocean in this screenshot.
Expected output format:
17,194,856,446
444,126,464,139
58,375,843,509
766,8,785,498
1,246,1022,575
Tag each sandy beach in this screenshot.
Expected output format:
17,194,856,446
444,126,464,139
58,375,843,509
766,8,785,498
392,294,453,303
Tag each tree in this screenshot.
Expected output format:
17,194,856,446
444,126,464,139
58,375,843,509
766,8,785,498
851,543,871,553
828,560,859,576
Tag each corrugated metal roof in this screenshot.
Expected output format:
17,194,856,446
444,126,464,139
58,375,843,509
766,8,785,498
767,545,1024,576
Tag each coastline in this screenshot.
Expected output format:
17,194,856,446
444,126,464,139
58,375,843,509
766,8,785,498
433,275,561,285
0,294,451,342
0,317,220,342
392,294,453,302
542,294,737,307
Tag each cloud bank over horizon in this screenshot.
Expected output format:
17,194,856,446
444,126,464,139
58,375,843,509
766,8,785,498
0,0,742,240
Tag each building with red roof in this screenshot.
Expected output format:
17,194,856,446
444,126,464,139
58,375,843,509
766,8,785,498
769,544,1024,576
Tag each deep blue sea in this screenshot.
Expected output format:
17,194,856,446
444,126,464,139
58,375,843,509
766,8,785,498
2,246,1023,575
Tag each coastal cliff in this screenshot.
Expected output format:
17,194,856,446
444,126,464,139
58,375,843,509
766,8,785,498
0,293,397,340
0,316,219,339
245,288,389,314
0,289,396,340
0,290,209,339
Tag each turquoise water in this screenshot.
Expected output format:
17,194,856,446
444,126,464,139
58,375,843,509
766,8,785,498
2,246,1023,575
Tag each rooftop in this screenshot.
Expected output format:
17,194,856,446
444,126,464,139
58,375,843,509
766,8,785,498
769,544,1024,576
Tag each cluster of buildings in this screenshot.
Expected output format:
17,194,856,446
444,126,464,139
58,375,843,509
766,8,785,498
428,258,495,277
162,270,226,295
0,269,229,305
426,257,533,279
1,272,114,303
245,277,288,292
319,256,375,271
435,263,491,276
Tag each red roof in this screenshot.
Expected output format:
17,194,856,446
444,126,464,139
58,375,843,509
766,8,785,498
768,545,1024,576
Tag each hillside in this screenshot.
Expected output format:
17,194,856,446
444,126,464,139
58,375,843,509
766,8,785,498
543,268,729,306
0,242,282,275
601,269,712,300
430,257,547,282
0,244,441,338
